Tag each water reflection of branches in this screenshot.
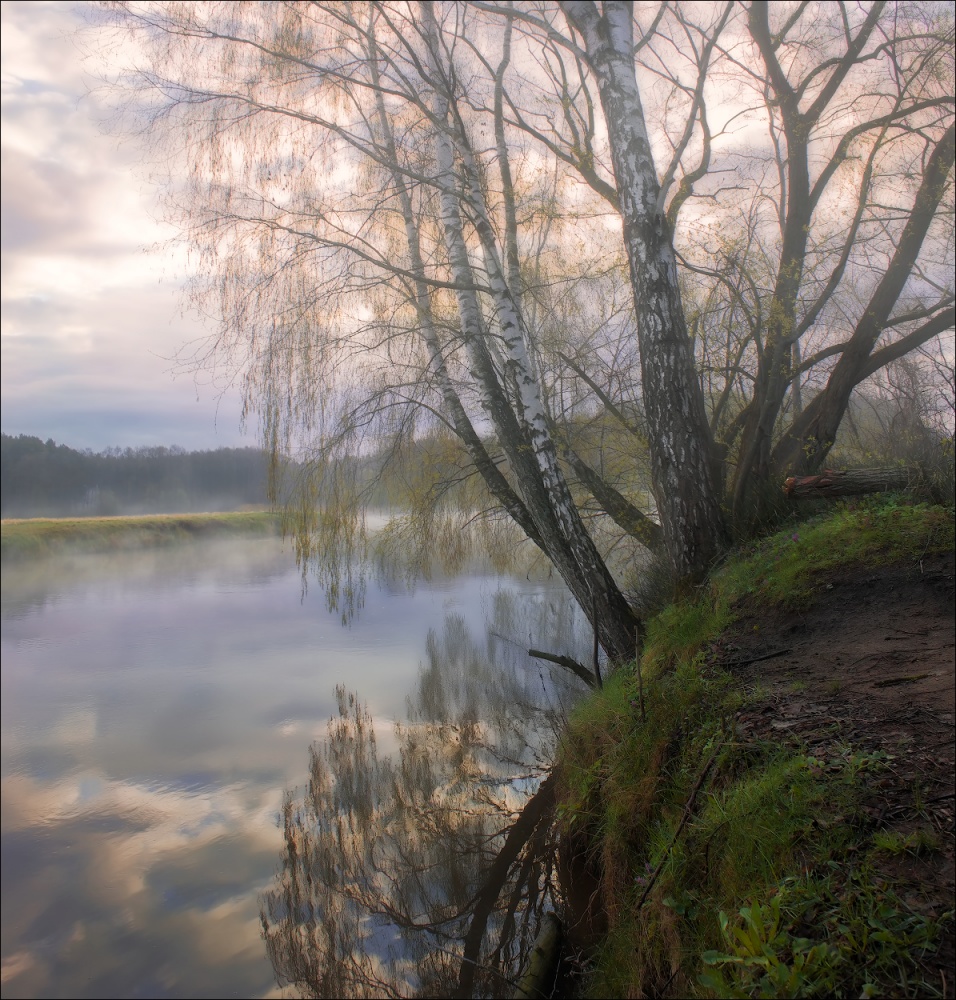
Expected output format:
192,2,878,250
261,591,588,998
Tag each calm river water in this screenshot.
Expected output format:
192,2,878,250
1,536,588,998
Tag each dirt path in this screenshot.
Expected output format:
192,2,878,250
722,551,955,991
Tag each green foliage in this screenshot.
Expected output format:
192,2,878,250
566,706,948,999
698,868,947,1000
700,895,837,999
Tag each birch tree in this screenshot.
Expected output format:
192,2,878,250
95,0,954,651
507,0,952,532
559,0,730,577
97,0,650,658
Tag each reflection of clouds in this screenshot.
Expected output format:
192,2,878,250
2,769,279,851
1,949,38,987
50,706,98,747
2,546,580,996
0,770,282,997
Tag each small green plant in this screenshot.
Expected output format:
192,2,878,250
871,828,940,856
698,873,948,999
700,895,835,998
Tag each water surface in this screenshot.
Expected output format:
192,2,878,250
1,537,586,998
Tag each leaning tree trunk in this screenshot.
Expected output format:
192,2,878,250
772,123,956,479
421,2,640,661
561,1,728,582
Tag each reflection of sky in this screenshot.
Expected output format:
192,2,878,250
0,539,575,998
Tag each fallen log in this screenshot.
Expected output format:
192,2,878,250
783,467,919,499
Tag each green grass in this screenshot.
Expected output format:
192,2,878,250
1,511,280,561
716,497,952,611
558,497,954,999
639,497,952,675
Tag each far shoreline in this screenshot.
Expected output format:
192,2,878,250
1,510,281,561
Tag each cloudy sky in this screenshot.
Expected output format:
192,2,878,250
1,1,255,452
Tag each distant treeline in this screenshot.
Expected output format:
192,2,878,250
1,434,272,518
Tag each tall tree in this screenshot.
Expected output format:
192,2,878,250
560,0,729,579
95,1,954,650
98,0,649,657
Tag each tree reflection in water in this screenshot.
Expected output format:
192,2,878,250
260,589,590,998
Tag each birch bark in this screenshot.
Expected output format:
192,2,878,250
561,0,727,580
421,2,640,660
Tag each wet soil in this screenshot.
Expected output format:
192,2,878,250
718,550,955,993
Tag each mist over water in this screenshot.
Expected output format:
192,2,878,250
0,536,589,998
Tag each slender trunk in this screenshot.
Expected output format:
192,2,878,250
421,3,639,660
561,1,727,581
737,1,892,504
368,27,546,548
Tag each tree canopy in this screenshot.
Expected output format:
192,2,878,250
94,1,955,658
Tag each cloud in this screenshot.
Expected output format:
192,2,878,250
1,3,251,451
1,279,253,449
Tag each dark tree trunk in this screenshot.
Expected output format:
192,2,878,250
773,124,955,477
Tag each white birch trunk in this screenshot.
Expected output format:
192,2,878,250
367,36,545,546
561,0,727,581
420,2,639,660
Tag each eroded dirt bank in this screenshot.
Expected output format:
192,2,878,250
723,550,955,988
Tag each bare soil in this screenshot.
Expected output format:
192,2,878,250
720,551,955,993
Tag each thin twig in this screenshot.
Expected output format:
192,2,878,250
592,594,603,689
717,647,792,668
635,627,646,723
635,746,721,912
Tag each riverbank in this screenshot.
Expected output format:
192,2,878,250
557,498,955,998
0,511,280,562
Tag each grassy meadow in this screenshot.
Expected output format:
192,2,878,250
1,511,280,562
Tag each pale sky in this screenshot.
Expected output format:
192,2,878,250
1,0,255,451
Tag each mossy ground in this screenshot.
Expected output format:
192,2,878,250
558,498,954,999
